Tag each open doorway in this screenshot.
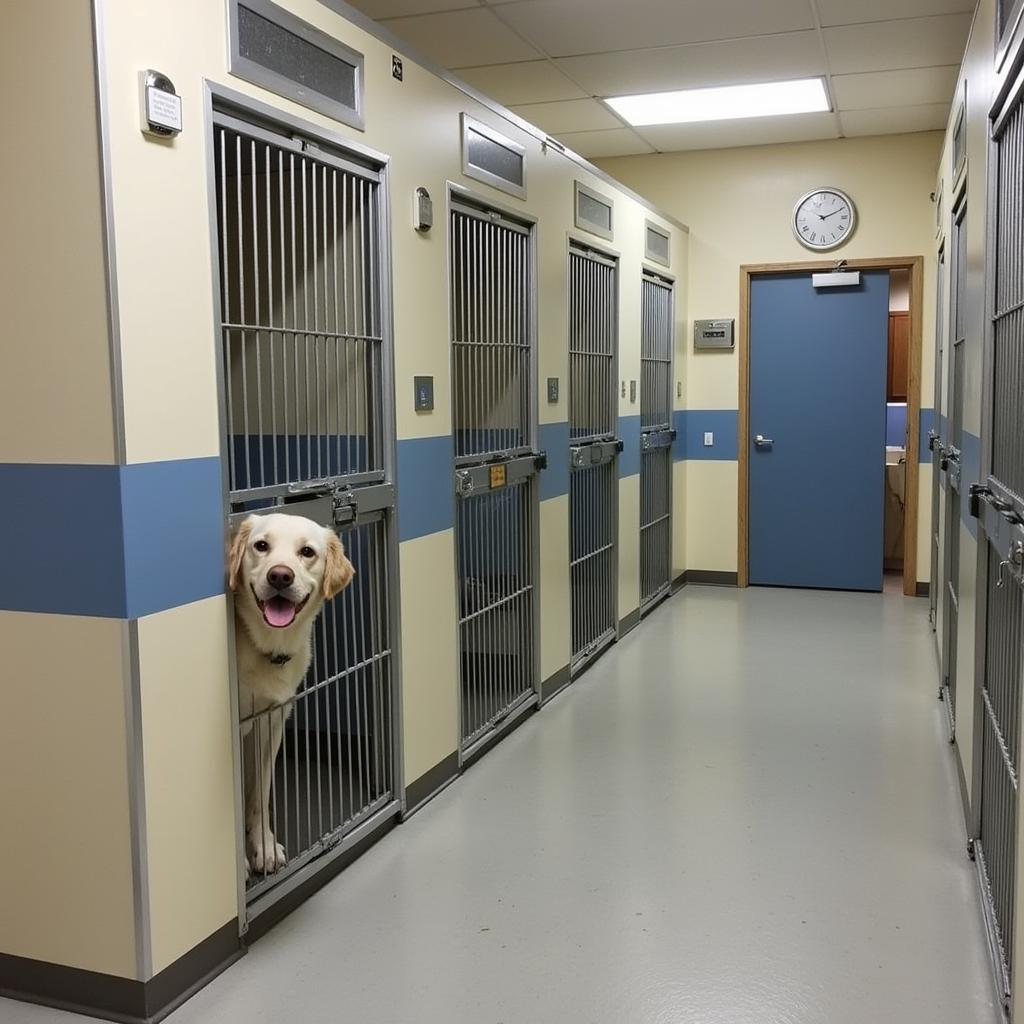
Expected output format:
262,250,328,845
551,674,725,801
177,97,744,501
884,269,911,592
738,257,924,596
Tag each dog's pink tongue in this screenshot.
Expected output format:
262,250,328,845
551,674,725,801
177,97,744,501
264,597,297,628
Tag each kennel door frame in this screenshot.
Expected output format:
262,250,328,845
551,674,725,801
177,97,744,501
205,84,403,931
448,186,542,760
970,63,1024,1010
639,268,676,613
568,238,621,674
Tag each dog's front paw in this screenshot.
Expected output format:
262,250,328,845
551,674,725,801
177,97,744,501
247,830,287,875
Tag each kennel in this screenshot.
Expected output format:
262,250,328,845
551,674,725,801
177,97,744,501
971,72,1024,1009
211,98,401,923
568,241,620,672
449,191,540,757
928,243,945,629
941,195,967,738
639,270,676,611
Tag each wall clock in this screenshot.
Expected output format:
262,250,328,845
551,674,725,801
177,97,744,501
792,187,856,251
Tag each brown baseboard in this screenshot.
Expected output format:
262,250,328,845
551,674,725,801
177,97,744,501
619,608,641,635
403,751,459,817
677,570,739,587
0,919,242,1024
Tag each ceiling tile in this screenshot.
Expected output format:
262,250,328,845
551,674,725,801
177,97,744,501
832,66,959,110
378,8,542,67
554,127,655,158
495,0,815,58
347,0,479,18
456,60,587,104
510,98,623,133
555,32,825,97
816,0,975,27
823,14,973,74
839,103,951,135
635,112,840,152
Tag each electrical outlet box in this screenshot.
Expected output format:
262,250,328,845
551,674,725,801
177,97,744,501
414,376,434,411
704,432,714,447
547,377,559,402
629,380,637,402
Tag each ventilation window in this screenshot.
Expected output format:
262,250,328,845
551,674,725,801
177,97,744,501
461,114,527,199
574,181,614,241
951,89,966,181
645,221,671,267
229,0,364,130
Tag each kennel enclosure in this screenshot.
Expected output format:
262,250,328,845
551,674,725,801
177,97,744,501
211,99,401,922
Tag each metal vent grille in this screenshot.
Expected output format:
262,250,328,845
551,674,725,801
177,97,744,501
645,221,670,267
229,0,364,129
461,114,527,199
574,181,613,241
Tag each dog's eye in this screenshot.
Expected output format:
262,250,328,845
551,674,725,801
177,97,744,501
299,545,316,559
253,539,270,553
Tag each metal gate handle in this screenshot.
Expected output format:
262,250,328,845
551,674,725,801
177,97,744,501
753,434,774,447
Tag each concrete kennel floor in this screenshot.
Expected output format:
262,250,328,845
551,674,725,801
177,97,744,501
12,586,1001,1024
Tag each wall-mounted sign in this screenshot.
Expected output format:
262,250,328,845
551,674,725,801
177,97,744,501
140,69,181,138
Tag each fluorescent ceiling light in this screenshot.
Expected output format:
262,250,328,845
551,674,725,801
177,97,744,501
606,78,830,127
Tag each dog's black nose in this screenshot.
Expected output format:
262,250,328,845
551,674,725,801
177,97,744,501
267,565,294,591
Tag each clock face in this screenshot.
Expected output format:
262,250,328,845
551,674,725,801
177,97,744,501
792,188,856,251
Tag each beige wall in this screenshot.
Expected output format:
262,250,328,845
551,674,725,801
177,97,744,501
84,0,688,978
0,0,116,464
600,132,942,581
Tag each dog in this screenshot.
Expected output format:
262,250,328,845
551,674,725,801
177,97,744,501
228,512,355,875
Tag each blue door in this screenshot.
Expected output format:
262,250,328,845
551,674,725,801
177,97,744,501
748,271,889,591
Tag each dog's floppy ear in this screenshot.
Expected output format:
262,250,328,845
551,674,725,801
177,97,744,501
228,517,255,592
323,530,355,600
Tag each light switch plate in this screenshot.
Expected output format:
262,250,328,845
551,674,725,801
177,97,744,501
547,377,559,402
629,380,637,403
414,375,434,412
704,432,714,446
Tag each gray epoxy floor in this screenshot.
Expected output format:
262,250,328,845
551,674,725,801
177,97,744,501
10,587,1001,1024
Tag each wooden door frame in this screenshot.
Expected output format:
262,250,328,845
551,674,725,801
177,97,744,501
737,256,925,596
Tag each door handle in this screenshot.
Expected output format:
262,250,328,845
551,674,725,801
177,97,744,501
753,434,774,448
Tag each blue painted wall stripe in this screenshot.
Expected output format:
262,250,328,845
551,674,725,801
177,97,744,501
673,409,739,461
618,415,641,477
121,459,225,619
0,459,224,619
538,421,570,501
396,435,455,543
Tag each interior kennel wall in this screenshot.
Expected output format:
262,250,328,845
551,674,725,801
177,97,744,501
11,0,685,995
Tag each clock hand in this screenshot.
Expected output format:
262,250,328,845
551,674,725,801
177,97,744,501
822,209,844,219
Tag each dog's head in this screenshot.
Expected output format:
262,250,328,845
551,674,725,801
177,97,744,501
228,513,354,631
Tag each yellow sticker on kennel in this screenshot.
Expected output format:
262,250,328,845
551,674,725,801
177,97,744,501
489,464,507,489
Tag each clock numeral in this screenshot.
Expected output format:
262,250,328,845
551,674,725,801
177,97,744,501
809,232,816,242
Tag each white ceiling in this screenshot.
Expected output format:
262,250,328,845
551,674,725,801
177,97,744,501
347,0,974,155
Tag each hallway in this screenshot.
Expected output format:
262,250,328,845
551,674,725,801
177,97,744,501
12,586,999,1024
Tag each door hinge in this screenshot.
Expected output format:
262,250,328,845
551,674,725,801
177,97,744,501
534,450,548,472
969,483,990,519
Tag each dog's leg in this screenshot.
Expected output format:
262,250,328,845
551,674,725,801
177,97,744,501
245,707,287,874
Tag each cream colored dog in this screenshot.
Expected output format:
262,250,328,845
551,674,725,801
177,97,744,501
229,512,354,875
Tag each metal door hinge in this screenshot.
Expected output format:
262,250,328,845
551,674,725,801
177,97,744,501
969,483,990,519
534,451,548,472
455,469,475,497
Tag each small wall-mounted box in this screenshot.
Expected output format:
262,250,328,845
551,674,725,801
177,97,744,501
694,318,735,351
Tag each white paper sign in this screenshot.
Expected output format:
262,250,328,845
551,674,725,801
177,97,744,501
146,86,182,133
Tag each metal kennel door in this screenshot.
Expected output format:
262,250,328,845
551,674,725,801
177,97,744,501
941,198,967,737
450,196,540,757
970,80,1024,1009
640,271,676,611
568,242,620,673
212,106,400,920
928,243,945,629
